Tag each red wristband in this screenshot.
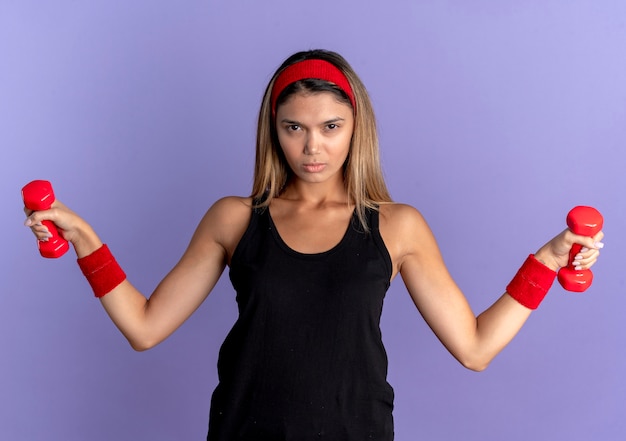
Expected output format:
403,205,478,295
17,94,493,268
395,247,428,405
506,254,557,310
77,244,126,298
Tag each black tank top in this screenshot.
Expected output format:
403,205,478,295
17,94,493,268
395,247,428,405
207,205,394,440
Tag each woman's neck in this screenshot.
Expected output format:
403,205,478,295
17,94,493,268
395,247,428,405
279,176,351,207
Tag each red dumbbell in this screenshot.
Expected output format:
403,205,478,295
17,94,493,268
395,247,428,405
557,206,603,292
22,180,70,258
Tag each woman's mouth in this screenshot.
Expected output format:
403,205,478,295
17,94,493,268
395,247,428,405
302,163,326,173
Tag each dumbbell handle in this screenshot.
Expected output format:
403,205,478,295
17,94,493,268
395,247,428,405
22,180,70,258
557,206,603,292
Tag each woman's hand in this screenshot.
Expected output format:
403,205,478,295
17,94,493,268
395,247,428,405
534,228,604,272
24,200,102,258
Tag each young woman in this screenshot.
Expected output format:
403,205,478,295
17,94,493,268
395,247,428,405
24,49,603,440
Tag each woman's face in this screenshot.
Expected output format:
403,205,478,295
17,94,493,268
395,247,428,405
275,91,354,186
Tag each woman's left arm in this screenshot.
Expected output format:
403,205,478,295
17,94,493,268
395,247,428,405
381,204,603,372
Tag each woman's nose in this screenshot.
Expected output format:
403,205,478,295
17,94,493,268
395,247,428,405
304,134,320,155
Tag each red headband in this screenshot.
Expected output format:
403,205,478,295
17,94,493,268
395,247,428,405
270,59,356,116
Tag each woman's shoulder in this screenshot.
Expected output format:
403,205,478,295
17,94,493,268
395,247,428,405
203,196,254,229
210,195,254,214
378,202,435,256
378,202,428,228
194,196,254,251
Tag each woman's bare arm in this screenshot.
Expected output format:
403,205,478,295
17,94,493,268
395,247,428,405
25,196,252,350
380,204,603,371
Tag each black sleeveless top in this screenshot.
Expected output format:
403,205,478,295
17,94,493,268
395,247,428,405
207,205,395,440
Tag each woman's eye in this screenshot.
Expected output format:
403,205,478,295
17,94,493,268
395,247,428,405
287,124,300,131
326,123,338,130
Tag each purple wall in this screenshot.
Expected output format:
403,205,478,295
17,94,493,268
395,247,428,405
2,1,624,440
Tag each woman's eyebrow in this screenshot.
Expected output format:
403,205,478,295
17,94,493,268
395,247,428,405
280,118,301,125
279,117,346,125
323,117,346,124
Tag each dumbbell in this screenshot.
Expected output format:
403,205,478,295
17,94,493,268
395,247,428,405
557,206,603,292
22,180,70,258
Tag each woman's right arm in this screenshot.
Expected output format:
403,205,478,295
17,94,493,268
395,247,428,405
24,196,252,351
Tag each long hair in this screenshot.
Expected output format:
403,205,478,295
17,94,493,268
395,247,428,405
251,49,392,231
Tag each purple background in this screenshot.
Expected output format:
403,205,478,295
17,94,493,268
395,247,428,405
2,1,625,440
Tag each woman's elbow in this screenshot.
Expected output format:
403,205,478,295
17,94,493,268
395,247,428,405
458,354,492,372
462,360,489,372
128,335,160,352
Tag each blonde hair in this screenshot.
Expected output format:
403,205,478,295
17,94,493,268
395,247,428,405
251,50,392,231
